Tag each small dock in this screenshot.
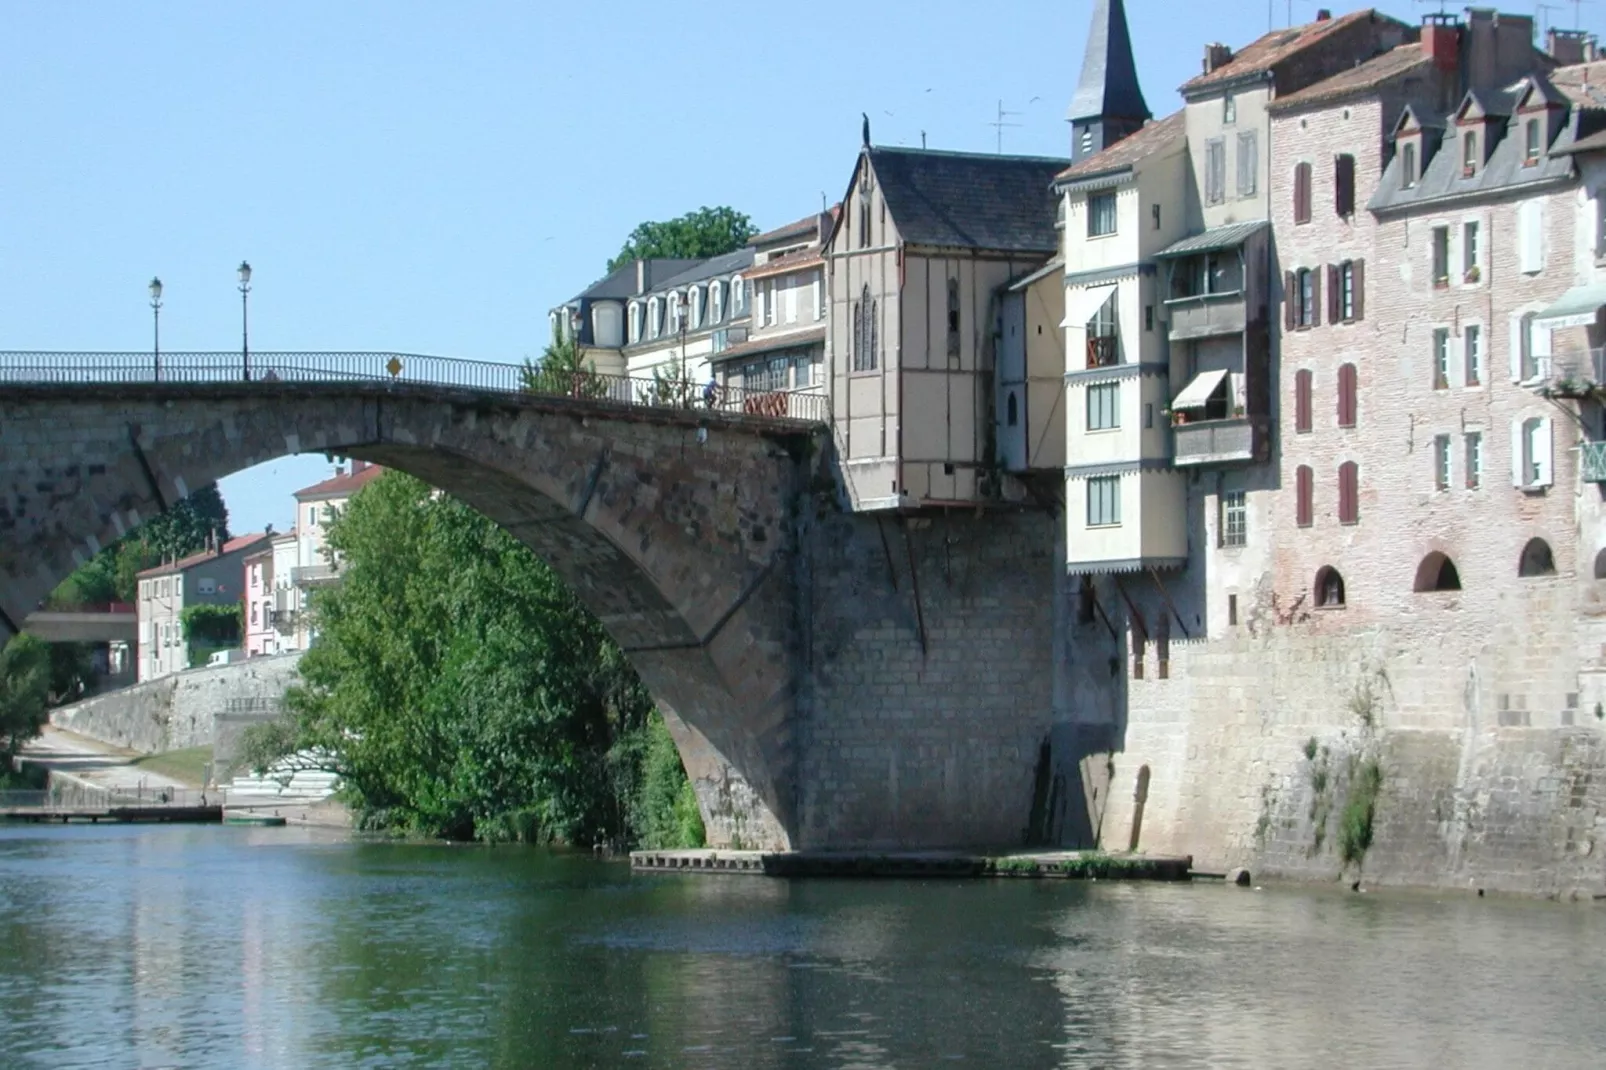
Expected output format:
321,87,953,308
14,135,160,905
631,849,1194,881
0,804,222,824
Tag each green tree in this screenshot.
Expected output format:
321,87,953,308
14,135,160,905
519,334,607,399
47,483,230,606
248,471,701,847
1,634,52,763
606,206,757,273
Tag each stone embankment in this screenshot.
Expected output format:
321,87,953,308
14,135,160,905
631,848,1193,880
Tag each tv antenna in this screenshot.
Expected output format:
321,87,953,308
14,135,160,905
989,99,1021,154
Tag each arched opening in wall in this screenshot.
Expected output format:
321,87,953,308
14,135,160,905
1594,548,1606,580
1314,566,1346,607
1006,392,1019,427
1518,537,1556,578
1413,551,1461,592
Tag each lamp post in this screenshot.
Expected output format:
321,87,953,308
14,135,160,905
237,260,252,381
675,292,689,406
568,308,584,397
148,277,163,381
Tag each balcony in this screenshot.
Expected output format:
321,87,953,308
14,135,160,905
1172,416,1269,467
1534,348,1606,398
1582,442,1606,483
1086,335,1120,368
1165,291,1247,341
291,564,340,587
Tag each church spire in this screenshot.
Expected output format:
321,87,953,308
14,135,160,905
1066,0,1151,164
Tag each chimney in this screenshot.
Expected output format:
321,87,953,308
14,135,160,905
1421,13,1461,73
1203,43,1233,75
1316,9,1331,20
1548,28,1595,66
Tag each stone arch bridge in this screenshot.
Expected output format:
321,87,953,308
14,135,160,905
1,351,1083,853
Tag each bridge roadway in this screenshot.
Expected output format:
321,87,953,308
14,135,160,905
22,605,136,643
0,350,1085,856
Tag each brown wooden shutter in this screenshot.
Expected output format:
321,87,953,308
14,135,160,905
1297,465,1314,527
1284,272,1297,331
1295,163,1312,224
1295,369,1312,432
1338,363,1357,428
1327,265,1341,323
1336,154,1355,217
1339,461,1359,524
1310,266,1322,327
1352,258,1365,320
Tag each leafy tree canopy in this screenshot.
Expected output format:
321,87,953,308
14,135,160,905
606,206,757,273
48,484,229,606
1,635,51,762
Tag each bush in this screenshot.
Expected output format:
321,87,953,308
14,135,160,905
1,635,52,761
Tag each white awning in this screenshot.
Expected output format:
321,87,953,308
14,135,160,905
1060,283,1118,328
1535,283,1606,329
1171,368,1230,410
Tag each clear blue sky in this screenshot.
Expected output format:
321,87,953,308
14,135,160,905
4,1,1594,535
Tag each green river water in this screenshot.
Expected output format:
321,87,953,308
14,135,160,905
2,823,1605,1068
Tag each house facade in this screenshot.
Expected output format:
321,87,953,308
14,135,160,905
243,546,276,658
135,533,269,682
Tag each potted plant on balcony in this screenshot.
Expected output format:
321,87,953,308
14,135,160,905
1170,408,1190,427
1232,403,1245,418
1464,265,1481,283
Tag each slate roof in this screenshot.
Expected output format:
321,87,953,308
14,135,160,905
1179,9,1398,96
1369,92,1578,213
1548,60,1606,111
1056,110,1185,183
1067,0,1150,123
563,259,701,304
137,534,272,579
1268,42,1430,112
653,247,756,292
867,147,1069,253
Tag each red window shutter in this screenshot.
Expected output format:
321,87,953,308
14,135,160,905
1297,465,1314,527
1295,369,1312,432
1284,272,1297,331
1352,258,1365,320
1295,163,1312,224
1339,461,1359,524
1310,266,1322,327
1338,363,1357,428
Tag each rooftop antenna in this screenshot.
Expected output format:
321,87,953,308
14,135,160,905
989,99,1021,154
1412,0,1452,15
920,129,927,149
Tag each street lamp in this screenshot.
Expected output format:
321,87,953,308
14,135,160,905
237,260,252,381
148,277,163,381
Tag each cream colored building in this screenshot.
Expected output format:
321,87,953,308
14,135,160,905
287,461,384,649
825,134,1066,510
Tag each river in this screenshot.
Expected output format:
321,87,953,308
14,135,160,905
2,825,1605,1069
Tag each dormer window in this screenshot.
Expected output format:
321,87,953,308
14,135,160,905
732,276,747,316
1524,120,1541,166
710,281,725,323
688,285,704,329
648,297,663,339
627,301,642,343
1462,130,1478,177
1223,93,1236,124
1401,141,1417,188
667,293,683,335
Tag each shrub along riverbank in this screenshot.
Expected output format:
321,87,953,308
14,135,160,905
242,471,704,849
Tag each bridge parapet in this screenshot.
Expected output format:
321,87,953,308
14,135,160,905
0,351,828,425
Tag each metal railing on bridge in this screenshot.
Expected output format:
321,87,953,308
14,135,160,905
0,350,829,424
0,783,224,812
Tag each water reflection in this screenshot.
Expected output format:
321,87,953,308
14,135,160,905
4,826,1606,1068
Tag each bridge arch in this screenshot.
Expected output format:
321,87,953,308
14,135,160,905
1,381,817,849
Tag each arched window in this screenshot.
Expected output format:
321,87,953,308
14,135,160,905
853,285,877,372
648,298,663,339
1518,537,1556,577
710,281,725,323
1414,551,1462,592
549,311,561,341
1463,129,1479,175
1007,392,1019,427
627,301,642,343
667,292,683,335
731,276,747,315
1315,566,1346,607
688,285,704,329
1401,141,1417,188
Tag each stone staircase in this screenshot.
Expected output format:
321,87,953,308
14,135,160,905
227,752,339,801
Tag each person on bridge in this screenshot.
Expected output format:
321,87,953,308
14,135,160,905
702,375,722,410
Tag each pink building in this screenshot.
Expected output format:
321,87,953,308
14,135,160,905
243,547,277,657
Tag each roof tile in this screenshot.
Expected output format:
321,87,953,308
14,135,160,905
868,147,1068,253
1056,110,1185,181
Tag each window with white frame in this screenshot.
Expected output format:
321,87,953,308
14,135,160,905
1434,434,1452,491
710,282,724,323
762,279,777,326
1088,192,1117,237
1512,311,1547,381
1514,416,1553,488
1086,382,1120,431
688,286,703,329
1432,328,1450,389
628,302,642,342
197,577,216,595
1465,431,1483,489
1518,200,1544,274
1087,476,1121,527
649,298,663,338
667,293,683,335
1464,324,1482,386
815,273,826,320
1462,220,1480,279
1338,261,1355,320
732,277,747,315
1220,491,1247,547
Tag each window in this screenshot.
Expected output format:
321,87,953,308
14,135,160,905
1144,305,1154,331
792,353,814,389
1462,129,1478,175
1401,141,1418,188
648,297,663,338
1464,325,1482,386
197,577,217,595
1087,291,1118,367
1518,200,1544,273
1087,475,1121,527
732,277,747,315
1088,192,1117,237
1237,131,1258,197
1335,154,1355,217
1080,127,1094,155
1465,431,1483,488
947,277,961,357
688,286,704,329
1223,93,1236,124
858,188,871,248
1221,491,1247,547
852,285,878,372
1228,593,1239,626
1087,382,1120,431
1337,363,1357,428
1315,566,1346,607
815,276,826,320
250,603,259,626
1513,311,1544,380
1151,203,1161,230
1007,393,1018,427
1293,161,1313,224
1431,226,1450,286
307,507,317,527
1338,461,1359,525
1414,551,1462,592
1294,268,1315,327
1519,537,1556,577
1433,328,1450,389
1205,138,1226,205
711,282,725,324
1463,221,1480,279
1524,119,1541,165
1514,415,1554,488
1294,369,1313,433
1335,261,1356,321
1144,402,1154,428
762,280,776,326
668,293,683,334
1434,434,1452,491
1296,464,1314,527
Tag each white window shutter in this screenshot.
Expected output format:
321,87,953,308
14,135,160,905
1519,201,1543,273
1534,322,1552,377
813,278,823,321
1511,417,1526,486
1536,417,1554,486
1509,314,1525,382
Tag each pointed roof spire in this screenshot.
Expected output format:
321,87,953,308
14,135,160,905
1067,0,1150,125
